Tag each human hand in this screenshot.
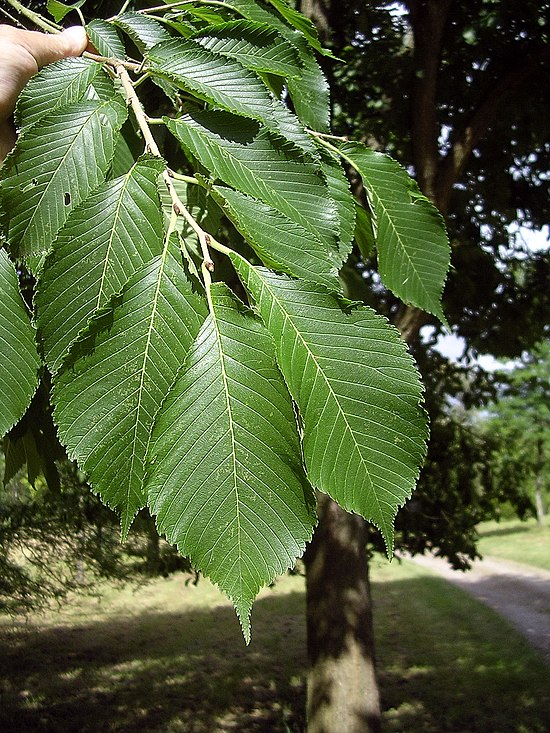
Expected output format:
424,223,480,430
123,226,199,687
0,25,88,161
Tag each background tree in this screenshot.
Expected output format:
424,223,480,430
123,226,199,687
480,340,550,525
297,2,550,731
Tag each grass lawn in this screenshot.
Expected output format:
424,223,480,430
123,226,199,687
477,515,550,571
0,559,548,733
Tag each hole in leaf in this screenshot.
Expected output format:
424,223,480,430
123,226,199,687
20,178,39,193
64,192,71,206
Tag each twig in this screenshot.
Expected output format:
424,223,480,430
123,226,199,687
5,0,61,32
306,128,349,142
116,63,214,271
0,6,26,27
167,168,198,185
84,51,142,72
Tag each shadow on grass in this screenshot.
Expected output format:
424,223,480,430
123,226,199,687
1,576,550,733
0,591,307,733
478,525,532,539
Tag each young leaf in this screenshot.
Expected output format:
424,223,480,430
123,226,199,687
0,250,40,438
232,259,428,553
0,98,127,258
15,58,106,131
339,142,451,324
86,19,126,59
146,284,316,641
36,156,165,374
166,109,339,253
53,237,207,538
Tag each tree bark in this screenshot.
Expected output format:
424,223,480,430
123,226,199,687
534,438,545,526
304,494,381,733
298,4,384,730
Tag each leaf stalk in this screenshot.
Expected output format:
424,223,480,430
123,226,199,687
116,63,214,273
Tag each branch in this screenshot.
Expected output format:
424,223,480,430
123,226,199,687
407,0,452,203
116,64,214,272
5,0,61,32
437,47,550,215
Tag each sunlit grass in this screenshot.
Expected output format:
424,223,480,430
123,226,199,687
477,515,550,571
1,561,549,732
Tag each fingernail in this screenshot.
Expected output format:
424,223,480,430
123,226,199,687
62,26,88,53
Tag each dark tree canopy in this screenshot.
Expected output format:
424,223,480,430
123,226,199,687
297,0,550,564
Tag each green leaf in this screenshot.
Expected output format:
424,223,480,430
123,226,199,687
0,98,127,258
147,37,273,117
232,259,428,552
113,12,180,102
267,0,335,57
224,0,330,131
15,58,105,131
3,430,41,488
192,20,303,77
46,0,86,23
339,142,451,324
36,156,165,375
53,237,207,537
320,150,356,266
147,38,312,153
166,109,339,253
109,120,140,177
86,19,126,59
212,185,340,289
114,11,172,51
146,283,316,640
0,250,40,438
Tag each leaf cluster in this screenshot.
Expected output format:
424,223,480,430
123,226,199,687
0,0,449,636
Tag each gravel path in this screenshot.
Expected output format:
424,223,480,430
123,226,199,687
409,554,550,668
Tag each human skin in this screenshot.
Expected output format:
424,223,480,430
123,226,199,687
0,25,88,161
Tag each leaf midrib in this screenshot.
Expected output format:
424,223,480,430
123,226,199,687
255,272,390,538
20,102,109,247
209,298,243,595
125,247,170,534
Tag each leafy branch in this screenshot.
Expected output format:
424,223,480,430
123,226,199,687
0,0,450,638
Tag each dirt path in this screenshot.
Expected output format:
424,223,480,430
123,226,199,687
408,554,550,668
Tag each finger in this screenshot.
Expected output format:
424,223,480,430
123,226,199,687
19,26,88,69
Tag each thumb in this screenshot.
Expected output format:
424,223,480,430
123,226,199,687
26,26,88,69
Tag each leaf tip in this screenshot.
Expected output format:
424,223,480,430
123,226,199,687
120,508,139,544
235,601,252,645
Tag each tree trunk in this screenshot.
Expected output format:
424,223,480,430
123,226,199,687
304,494,381,733
297,4,382,730
534,438,545,526
145,514,161,574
